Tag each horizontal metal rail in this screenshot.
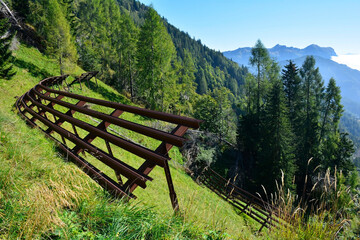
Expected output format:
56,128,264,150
16,72,201,211
32,87,187,147
36,84,202,129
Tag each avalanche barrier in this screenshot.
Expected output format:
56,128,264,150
16,72,201,211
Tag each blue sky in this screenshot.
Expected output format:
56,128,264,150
137,0,360,55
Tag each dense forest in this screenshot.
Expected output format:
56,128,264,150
3,0,359,205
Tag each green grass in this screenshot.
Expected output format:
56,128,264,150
0,44,267,239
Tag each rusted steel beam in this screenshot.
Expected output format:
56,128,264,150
125,125,188,196
20,96,151,189
16,96,133,199
16,73,201,212
69,71,98,87
204,168,289,229
72,109,124,155
37,84,202,129
202,178,275,228
26,91,170,168
33,88,187,147
45,100,87,135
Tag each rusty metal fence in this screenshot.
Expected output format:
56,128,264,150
16,72,201,211
199,167,288,232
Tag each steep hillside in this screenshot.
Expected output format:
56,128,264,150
0,44,264,239
116,0,248,96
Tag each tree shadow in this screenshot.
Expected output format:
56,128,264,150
86,80,132,105
13,59,52,79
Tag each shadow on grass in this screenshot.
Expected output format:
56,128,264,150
13,59,52,79
86,80,132,105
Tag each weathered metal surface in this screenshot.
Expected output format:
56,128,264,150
16,72,201,211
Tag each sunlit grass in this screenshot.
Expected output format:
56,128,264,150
0,44,262,239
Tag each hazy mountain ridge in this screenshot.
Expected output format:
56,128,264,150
223,44,337,65
223,44,360,117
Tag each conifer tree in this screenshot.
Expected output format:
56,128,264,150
296,56,324,195
240,73,257,114
319,78,343,142
249,39,271,114
237,41,274,191
61,0,79,35
12,0,30,20
196,67,208,94
0,17,15,79
136,7,176,110
318,78,354,175
258,79,296,193
30,0,77,75
211,87,236,141
118,12,138,98
179,49,197,102
76,0,104,72
282,60,301,116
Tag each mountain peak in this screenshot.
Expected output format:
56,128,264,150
305,44,320,48
304,44,337,57
271,44,288,52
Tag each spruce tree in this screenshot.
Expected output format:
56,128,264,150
318,78,354,175
0,17,15,79
237,41,274,191
282,60,301,116
196,67,208,94
319,78,343,142
258,79,296,193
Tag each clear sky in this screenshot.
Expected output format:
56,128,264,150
137,0,360,55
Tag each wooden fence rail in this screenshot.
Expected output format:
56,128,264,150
199,167,289,231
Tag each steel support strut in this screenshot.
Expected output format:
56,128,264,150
16,73,201,212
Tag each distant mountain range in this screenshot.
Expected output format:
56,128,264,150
223,44,360,117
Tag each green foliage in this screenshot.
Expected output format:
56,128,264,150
295,56,324,194
0,17,15,79
117,12,138,97
249,39,271,113
12,0,30,20
282,60,301,117
115,0,249,111
178,50,197,101
258,79,296,192
27,0,77,74
195,146,216,167
197,67,208,94
76,0,122,82
136,7,176,110
194,94,221,133
0,44,262,239
237,42,355,198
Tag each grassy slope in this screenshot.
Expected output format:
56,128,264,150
0,45,268,239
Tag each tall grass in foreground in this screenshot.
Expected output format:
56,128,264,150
266,161,360,239
0,109,233,239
